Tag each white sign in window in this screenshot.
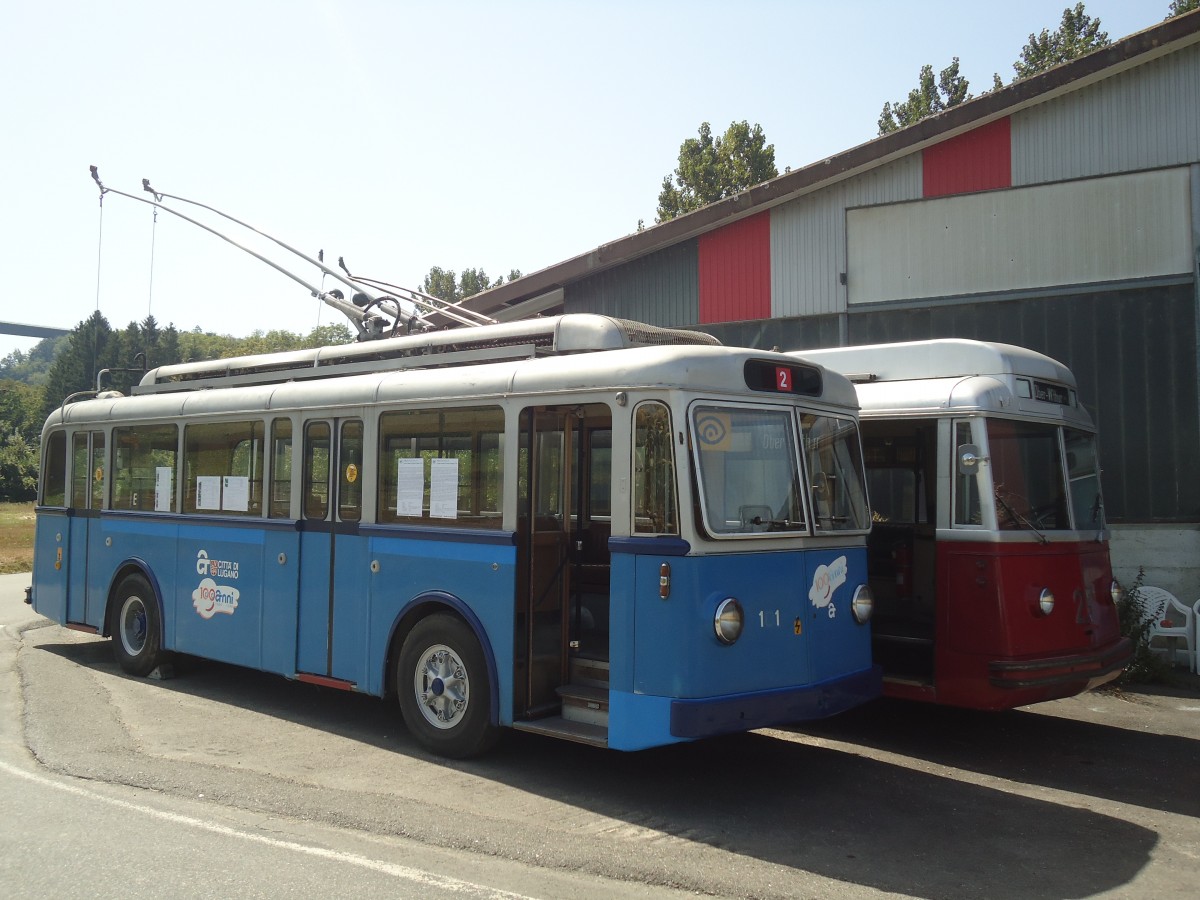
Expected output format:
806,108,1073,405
396,457,424,516
222,475,250,512
154,466,173,512
429,457,459,519
195,476,222,510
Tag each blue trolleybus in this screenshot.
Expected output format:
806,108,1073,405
31,314,879,757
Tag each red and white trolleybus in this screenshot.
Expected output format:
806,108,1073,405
796,339,1132,709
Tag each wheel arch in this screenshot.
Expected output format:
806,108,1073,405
104,559,166,641
384,591,500,726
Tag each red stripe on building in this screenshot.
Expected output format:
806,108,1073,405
923,117,1012,198
698,211,771,324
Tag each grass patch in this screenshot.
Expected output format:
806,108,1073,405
0,502,35,574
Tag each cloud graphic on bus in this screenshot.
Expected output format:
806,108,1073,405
192,578,240,620
809,556,847,608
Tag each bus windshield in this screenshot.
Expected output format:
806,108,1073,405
986,420,1071,531
692,405,806,534
691,405,869,536
802,413,871,532
1064,427,1105,530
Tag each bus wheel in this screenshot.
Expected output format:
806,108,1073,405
110,574,165,677
397,613,499,758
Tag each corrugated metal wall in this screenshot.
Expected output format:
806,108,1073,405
845,284,1200,523
770,156,922,318
565,240,699,326
846,167,1193,304
697,213,771,323
923,117,1012,197
1014,41,1200,184
697,314,843,352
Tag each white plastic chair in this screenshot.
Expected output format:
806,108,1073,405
1136,586,1195,672
1194,598,1200,676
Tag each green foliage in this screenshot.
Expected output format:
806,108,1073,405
656,121,778,223
0,433,37,501
421,267,519,303
1012,3,1109,81
1168,0,1199,16
878,59,971,134
0,334,68,387
0,380,43,501
1115,567,1172,683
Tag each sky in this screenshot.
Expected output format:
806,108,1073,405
0,0,1176,359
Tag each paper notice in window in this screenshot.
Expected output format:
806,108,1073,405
430,457,459,519
223,476,250,512
154,466,173,512
397,457,424,516
196,475,222,511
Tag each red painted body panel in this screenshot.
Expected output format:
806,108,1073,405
883,538,1131,709
697,212,771,324
922,117,1012,198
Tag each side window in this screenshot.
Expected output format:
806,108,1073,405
269,419,293,519
953,420,982,526
71,431,105,509
41,431,67,507
183,421,264,515
113,424,178,512
338,420,363,522
378,406,504,528
91,433,106,509
71,433,88,508
633,402,678,535
588,428,612,519
304,422,331,520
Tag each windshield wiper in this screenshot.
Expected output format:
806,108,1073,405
994,488,1048,544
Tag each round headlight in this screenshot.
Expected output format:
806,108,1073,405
1038,588,1055,616
1110,579,1124,604
851,584,874,624
714,598,744,645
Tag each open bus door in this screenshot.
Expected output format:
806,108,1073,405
517,407,572,717
516,403,612,722
861,420,939,684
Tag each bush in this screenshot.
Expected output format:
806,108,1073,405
1115,567,1172,683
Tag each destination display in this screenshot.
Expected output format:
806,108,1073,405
744,360,822,396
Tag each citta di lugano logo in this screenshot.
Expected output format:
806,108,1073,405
192,550,240,619
809,555,847,620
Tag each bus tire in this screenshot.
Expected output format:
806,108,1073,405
110,573,166,677
396,613,499,758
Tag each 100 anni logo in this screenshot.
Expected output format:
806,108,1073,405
192,549,240,620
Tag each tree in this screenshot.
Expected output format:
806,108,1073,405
421,267,520,304
656,121,778,223
0,379,45,501
1012,3,1109,80
1168,0,1199,17
0,334,68,387
0,432,37,501
878,58,971,134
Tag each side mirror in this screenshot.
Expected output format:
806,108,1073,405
958,444,988,475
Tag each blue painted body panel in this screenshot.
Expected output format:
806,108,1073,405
364,529,517,715
33,508,876,749
606,540,876,748
31,509,69,625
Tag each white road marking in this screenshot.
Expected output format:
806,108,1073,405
0,759,536,899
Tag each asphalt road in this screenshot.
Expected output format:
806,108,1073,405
4,571,1199,899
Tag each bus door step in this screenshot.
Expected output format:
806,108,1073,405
512,716,608,748
556,682,609,728
569,656,610,688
